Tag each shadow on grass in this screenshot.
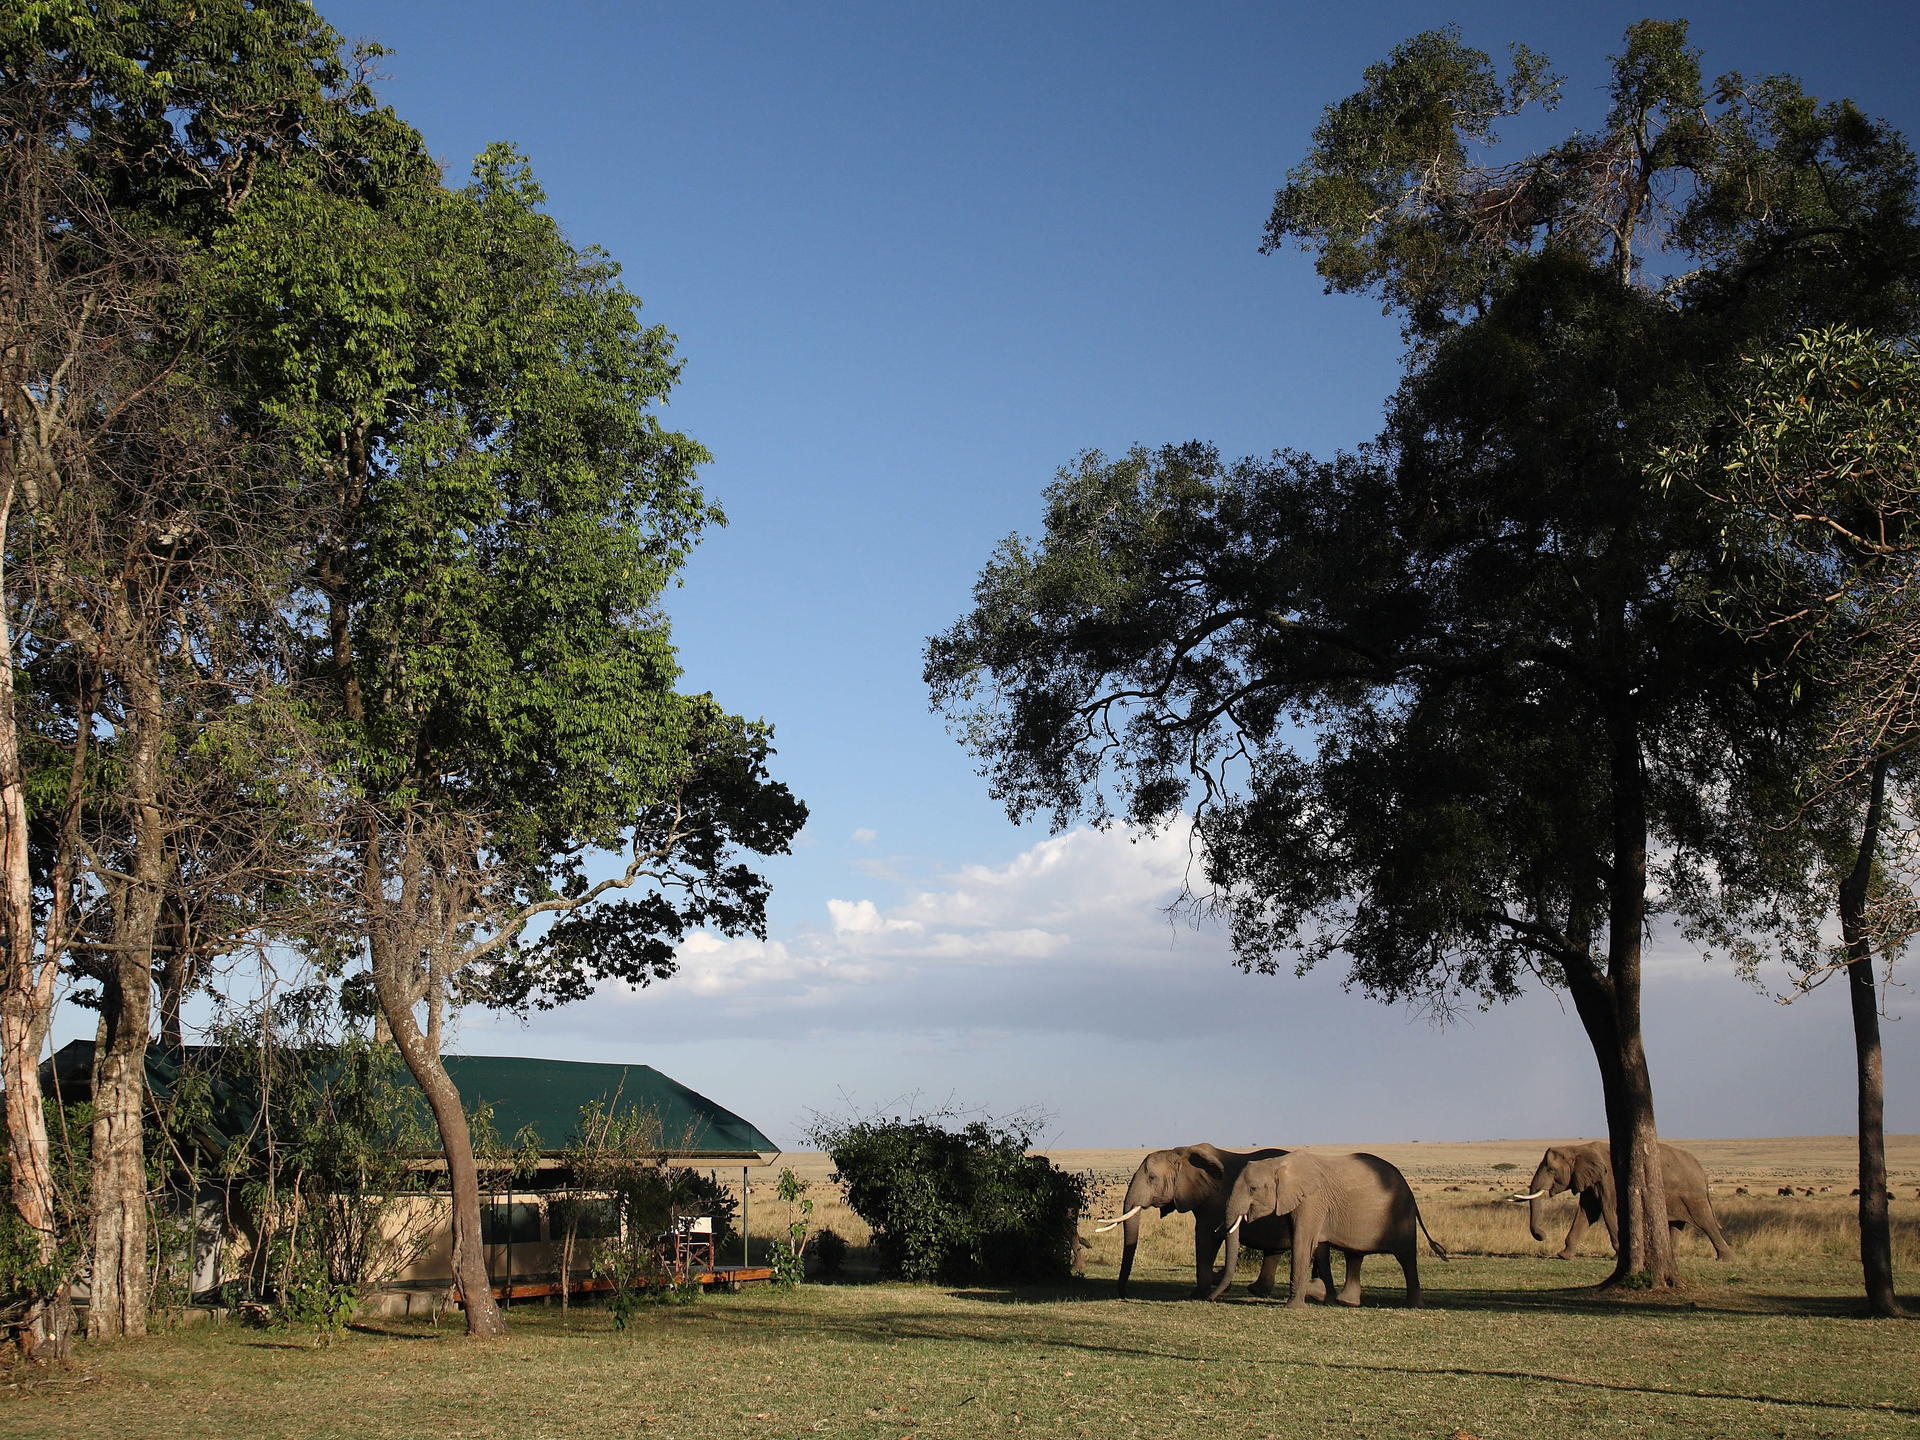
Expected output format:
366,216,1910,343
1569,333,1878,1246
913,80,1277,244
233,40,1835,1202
343,1321,444,1341
684,1285,1920,1422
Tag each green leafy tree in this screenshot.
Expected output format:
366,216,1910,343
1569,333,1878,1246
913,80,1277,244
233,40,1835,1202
3,2,803,1346
929,22,1920,1289
208,139,804,1335
0,0,409,1344
1658,326,1920,1315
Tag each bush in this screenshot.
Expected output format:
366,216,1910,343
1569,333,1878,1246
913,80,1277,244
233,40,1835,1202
809,1228,849,1279
809,1109,1087,1285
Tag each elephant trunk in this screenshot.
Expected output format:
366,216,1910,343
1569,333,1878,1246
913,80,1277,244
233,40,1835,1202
1115,1174,1155,1299
1116,1210,1143,1298
1525,1165,1555,1242
1206,1220,1240,1301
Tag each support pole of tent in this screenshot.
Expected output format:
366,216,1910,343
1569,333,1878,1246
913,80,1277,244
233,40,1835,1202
742,1166,750,1268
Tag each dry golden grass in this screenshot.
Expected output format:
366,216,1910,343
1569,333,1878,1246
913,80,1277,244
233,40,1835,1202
9,1137,1918,1440
758,1136,1920,1277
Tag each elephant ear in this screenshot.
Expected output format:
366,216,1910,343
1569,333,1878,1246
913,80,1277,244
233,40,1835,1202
1184,1143,1227,1175
1171,1144,1227,1210
1264,1160,1300,1217
1571,1148,1608,1192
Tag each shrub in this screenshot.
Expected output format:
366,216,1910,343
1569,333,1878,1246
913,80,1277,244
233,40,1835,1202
809,1108,1087,1285
809,1228,849,1279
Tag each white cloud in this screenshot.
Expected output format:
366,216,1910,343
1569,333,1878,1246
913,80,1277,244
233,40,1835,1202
851,827,877,844
494,819,1920,1148
586,823,1212,1036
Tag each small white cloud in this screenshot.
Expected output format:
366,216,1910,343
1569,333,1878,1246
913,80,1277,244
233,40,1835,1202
826,897,922,937
851,827,878,844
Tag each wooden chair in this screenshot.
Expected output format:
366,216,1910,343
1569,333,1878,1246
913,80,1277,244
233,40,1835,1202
656,1215,714,1277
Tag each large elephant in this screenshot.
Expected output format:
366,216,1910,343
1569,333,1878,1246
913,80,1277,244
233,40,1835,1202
1209,1151,1444,1308
1510,1140,1733,1260
1096,1143,1294,1299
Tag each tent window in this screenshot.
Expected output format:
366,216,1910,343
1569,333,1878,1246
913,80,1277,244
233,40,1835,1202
548,1197,618,1241
481,1202,543,1246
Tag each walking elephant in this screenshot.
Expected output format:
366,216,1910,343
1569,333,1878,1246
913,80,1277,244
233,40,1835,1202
1510,1141,1733,1260
1209,1151,1446,1308
1096,1143,1294,1299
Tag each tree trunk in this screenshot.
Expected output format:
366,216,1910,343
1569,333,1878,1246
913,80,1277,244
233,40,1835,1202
87,658,169,1339
87,948,153,1338
372,959,507,1338
1558,698,1675,1290
1839,758,1898,1317
0,507,76,1359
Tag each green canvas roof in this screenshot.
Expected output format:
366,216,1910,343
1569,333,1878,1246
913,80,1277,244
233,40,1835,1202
442,1053,777,1159
36,1041,777,1162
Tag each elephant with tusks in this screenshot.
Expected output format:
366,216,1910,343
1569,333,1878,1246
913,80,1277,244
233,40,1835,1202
1509,1140,1733,1260
1093,1143,1298,1299
1211,1151,1446,1308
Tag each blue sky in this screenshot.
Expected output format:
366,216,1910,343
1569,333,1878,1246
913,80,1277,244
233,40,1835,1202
199,0,1920,1149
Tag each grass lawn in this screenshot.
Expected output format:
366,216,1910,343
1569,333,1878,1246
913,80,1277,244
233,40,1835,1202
7,1255,1918,1440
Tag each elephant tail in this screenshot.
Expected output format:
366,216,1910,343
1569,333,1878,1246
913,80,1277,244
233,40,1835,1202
1414,1202,1449,1261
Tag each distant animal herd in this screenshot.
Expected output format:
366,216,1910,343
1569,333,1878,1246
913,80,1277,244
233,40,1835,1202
1091,1142,1736,1307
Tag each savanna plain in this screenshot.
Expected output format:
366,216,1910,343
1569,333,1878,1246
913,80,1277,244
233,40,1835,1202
8,1136,1918,1440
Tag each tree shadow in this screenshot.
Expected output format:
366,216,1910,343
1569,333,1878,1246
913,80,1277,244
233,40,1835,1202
688,1287,1920,1422
343,1321,446,1341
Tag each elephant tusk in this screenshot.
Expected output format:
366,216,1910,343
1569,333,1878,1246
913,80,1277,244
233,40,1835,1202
1509,1189,1549,1202
1225,1218,1242,1235
1093,1205,1145,1233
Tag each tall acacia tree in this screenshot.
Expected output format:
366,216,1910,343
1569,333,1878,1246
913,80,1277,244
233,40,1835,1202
4,1,802,1344
1659,326,1920,1315
211,145,804,1337
1,0,401,1342
929,22,1919,1288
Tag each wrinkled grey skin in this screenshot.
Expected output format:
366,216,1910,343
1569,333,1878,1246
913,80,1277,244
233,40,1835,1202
1519,1141,1733,1260
1113,1144,1294,1299
1212,1151,1440,1308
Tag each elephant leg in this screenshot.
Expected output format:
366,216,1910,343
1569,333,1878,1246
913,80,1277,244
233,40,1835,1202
1398,1245,1422,1308
1248,1250,1282,1298
1596,1187,1619,1252
1559,1190,1599,1259
1286,1209,1328,1308
1689,1203,1734,1260
1334,1249,1364,1307
1285,1243,1328,1302
1302,1244,1332,1304
1193,1215,1224,1297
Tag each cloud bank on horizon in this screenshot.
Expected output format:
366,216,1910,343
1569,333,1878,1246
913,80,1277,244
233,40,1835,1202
466,822,1916,1150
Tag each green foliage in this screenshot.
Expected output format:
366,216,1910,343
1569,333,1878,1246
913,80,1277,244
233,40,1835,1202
768,1167,813,1287
1653,324,1920,976
0,1100,88,1327
929,23,1920,1012
810,1110,1088,1285
151,992,437,1332
808,1227,849,1279
1264,17,1917,335
559,1097,735,1323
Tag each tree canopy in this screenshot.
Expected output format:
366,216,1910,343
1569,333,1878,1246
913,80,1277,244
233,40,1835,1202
929,20,1920,1289
2,0,803,1342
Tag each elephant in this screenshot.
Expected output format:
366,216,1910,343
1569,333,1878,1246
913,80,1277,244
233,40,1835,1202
1210,1151,1445,1308
1095,1143,1296,1299
1510,1140,1733,1260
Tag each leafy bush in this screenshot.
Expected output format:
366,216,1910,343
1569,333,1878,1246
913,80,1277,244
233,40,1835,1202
809,1109,1087,1284
0,1101,88,1333
155,993,438,1332
768,1167,812,1287
809,1228,848,1279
